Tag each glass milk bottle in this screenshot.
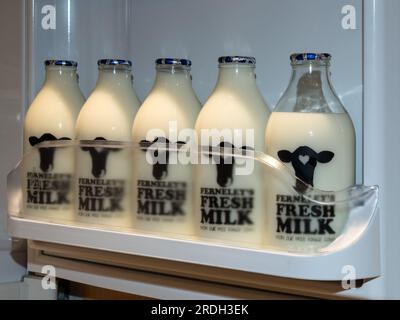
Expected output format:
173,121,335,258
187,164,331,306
194,56,271,247
132,58,201,235
265,53,356,253
75,59,140,227
23,60,85,221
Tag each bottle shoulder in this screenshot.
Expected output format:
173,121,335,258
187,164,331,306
135,89,201,119
75,89,139,140
78,89,140,119
132,93,201,140
196,89,270,130
265,112,356,142
27,85,84,111
25,87,84,135
142,86,200,107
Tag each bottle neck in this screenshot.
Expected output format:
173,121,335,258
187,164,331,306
44,66,79,87
96,67,133,89
215,64,257,90
153,65,192,89
289,62,336,112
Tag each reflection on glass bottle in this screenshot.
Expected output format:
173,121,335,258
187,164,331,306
295,70,330,113
265,53,356,253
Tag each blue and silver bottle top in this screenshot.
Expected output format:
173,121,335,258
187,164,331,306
218,56,256,65
290,53,331,63
97,59,132,67
44,60,78,67
155,58,192,66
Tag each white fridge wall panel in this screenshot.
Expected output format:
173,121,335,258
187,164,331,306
0,0,24,239
28,0,363,183
380,1,400,300
0,0,27,284
360,0,400,300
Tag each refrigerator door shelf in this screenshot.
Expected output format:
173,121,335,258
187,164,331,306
7,141,380,281
9,212,380,281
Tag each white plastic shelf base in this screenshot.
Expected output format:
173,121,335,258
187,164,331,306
8,212,380,281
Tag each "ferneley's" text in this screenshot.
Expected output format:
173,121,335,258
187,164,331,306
137,180,187,218
78,178,124,213
26,172,71,207
200,187,254,232
276,194,336,236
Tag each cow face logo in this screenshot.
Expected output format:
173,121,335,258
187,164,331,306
278,146,334,192
207,142,252,188
140,137,185,180
81,137,121,178
29,133,71,172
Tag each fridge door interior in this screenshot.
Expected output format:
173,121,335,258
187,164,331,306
5,0,400,299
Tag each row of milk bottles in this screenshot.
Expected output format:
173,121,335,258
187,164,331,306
23,54,355,253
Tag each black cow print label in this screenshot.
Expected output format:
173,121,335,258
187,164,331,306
139,137,185,180
136,137,187,221
29,133,71,173
207,142,252,187
78,137,125,217
81,137,121,178
275,146,337,241
26,133,72,209
200,142,255,232
278,146,334,192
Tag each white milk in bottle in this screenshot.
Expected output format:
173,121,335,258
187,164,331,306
23,60,85,221
194,56,271,247
265,53,356,253
132,58,201,235
75,59,140,227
